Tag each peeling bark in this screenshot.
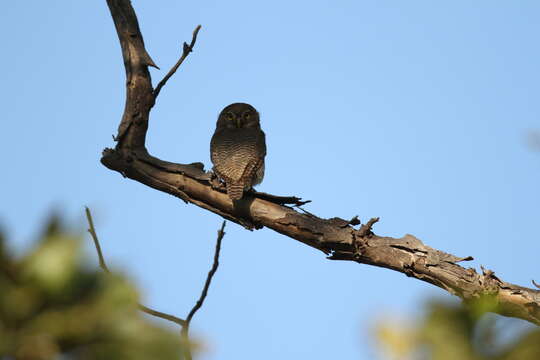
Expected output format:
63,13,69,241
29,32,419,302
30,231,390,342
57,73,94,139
103,0,540,326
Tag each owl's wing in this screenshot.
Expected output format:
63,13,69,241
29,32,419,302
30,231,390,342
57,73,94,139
211,129,266,183
236,129,266,183
258,129,267,157
238,156,263,184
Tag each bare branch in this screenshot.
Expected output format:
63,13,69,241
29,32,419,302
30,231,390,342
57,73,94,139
85,206,186,327
103,0,540,326
138,305,186,327
86,204,226,360
106,0,157,149
85,206,110,273
186,221,226,326
153,25,202,101
181,221,226,360
253,190,311,207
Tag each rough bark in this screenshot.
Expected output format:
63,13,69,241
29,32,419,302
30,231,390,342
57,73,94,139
103,0,540,326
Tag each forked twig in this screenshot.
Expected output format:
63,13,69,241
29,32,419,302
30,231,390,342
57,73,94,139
138,304,186,326
85,207,227,359
153,25,202,100
181,221,226,360
85,207,186,327
187,221,226,326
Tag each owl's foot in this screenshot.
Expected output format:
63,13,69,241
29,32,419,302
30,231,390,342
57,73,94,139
209,174,226,191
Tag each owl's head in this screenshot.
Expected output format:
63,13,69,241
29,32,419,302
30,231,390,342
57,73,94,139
216,103,260,130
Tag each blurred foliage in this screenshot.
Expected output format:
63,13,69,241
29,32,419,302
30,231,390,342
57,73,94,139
375,299,540,360
0,215,185,360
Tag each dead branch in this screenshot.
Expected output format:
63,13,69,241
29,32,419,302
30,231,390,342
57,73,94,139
185,221,225,326
181,221,226,360
85,207,187,327
86,207,226,360
153,25,202,101
102,0,540,326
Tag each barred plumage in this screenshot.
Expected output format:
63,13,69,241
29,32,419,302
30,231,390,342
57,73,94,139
210,103,266,201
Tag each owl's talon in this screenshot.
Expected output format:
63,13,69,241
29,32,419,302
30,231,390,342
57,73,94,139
210,176,225,190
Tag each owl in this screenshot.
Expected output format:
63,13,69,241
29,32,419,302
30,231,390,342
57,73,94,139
210,103,266,200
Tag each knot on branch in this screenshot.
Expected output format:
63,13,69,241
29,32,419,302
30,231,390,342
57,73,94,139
357,217,379,238
478,266,503,294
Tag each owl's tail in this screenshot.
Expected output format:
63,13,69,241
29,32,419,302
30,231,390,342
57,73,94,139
226,182,244,200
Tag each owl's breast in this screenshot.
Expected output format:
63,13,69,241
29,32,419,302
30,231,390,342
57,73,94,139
210,128,266,182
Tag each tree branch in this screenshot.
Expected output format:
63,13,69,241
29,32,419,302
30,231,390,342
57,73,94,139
153,25,202,101
85,206,187,327
186,221,225,326
102,0,540,326
86,207,227,360
106,0,157,149
85,207,110,273
181,221,226,360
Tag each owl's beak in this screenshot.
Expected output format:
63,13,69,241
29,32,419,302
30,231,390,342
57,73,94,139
236,118,242,128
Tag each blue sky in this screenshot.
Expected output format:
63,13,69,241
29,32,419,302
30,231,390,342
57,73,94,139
1,1,539,359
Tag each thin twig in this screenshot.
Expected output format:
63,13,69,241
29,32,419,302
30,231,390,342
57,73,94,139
186,220,226,326
138,304,186,326
153,25,202,101
181,220,226,360
296,206,317,218
85,207,110,273
85,206,186,327
252,190,312,207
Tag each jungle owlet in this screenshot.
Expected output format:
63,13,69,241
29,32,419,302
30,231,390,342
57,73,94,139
210,103,266,201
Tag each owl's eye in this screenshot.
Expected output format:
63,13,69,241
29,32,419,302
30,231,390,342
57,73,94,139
243,111,251,120
226,112,235,121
